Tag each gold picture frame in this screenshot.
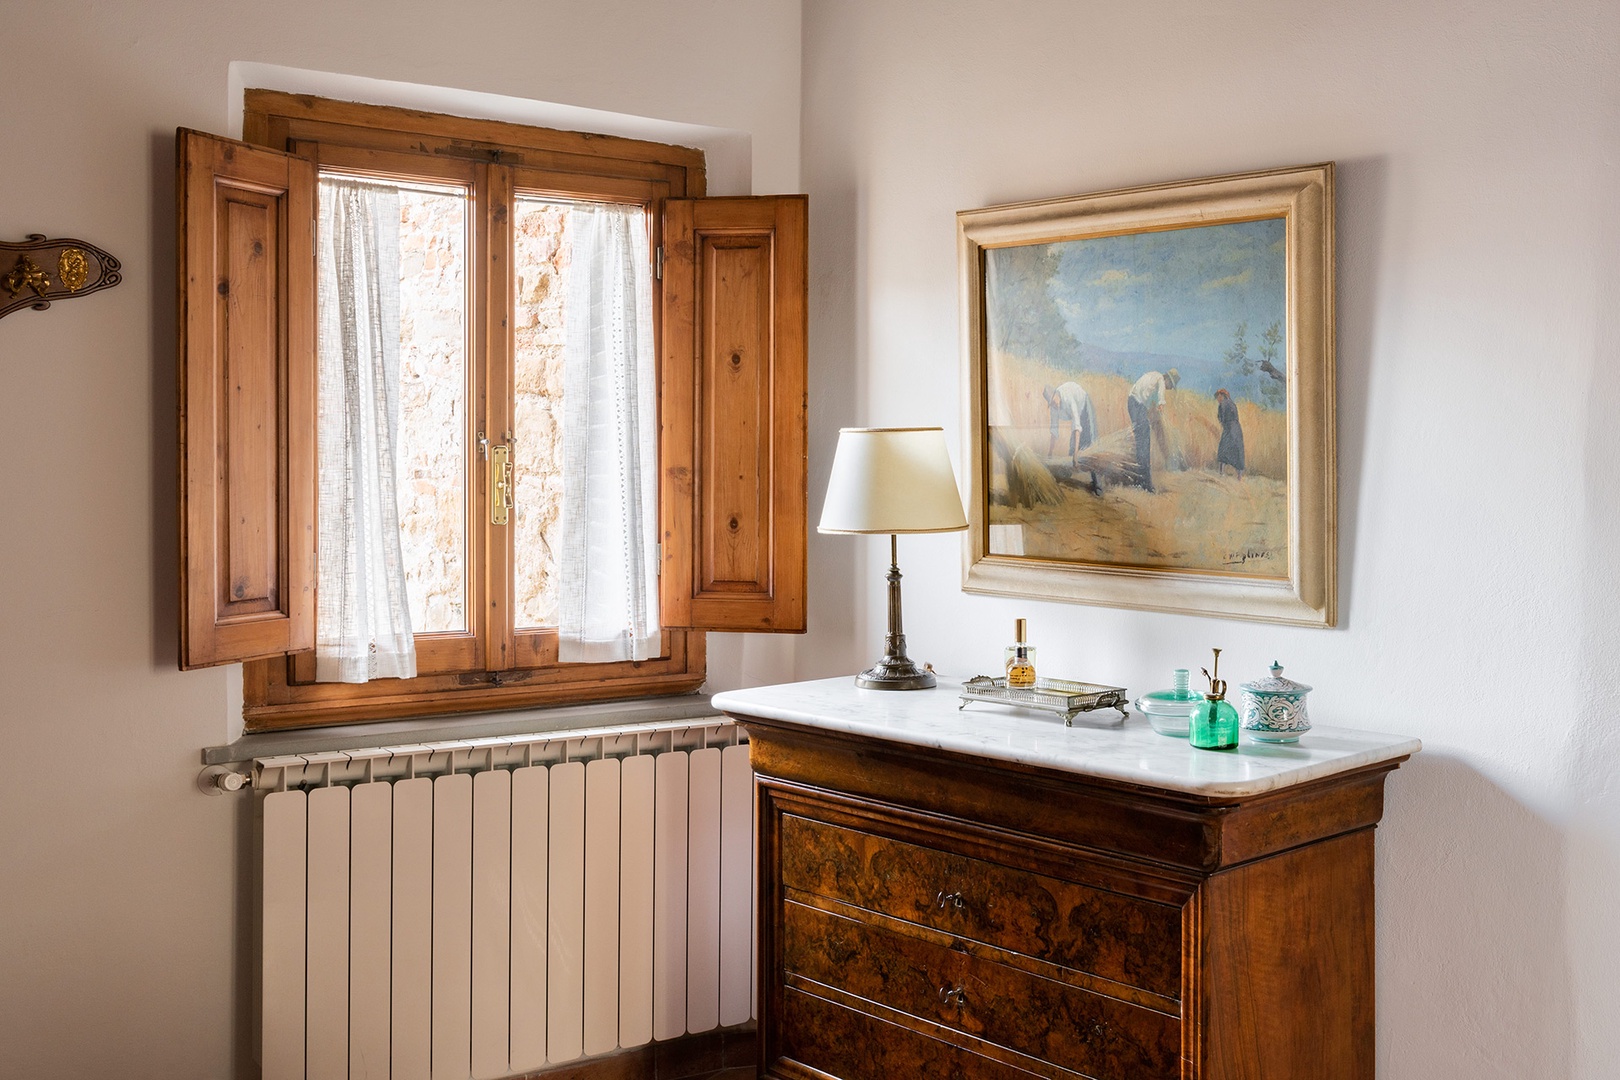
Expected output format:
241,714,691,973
959,163,1336,626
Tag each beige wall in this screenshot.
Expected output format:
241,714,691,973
7,0,1619,1075
798,0,1620,1075
0,3,800,1076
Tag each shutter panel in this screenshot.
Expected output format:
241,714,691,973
177,128,316,669
659,196,808,633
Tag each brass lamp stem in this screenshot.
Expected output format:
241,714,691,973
856,533,936,690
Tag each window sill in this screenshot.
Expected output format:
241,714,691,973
203,690,718,766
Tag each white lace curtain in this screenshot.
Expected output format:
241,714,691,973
557,203,662,662
311,186,657,676
314,177,418,683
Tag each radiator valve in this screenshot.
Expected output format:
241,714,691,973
198,765,252,795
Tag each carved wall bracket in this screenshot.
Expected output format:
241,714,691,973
1,235,122,320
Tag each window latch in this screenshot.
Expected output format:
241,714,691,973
490,444,512,525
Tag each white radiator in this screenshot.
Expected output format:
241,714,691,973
254,721,754,1080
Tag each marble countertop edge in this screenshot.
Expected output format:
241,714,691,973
713,676,1421,799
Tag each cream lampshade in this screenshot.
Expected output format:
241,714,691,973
818,427,968,689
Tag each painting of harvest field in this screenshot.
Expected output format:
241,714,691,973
983,217,1290,578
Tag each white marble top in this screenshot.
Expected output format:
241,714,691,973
712,676,1421,799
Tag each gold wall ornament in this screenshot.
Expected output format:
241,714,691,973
58,247,88,292
3,254,50,299
0,234,122,320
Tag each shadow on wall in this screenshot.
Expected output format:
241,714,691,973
1377,753,1573,1078
1571,218,1620,1074
1331,153,1388,633
800,174,864,680
150,128,179,670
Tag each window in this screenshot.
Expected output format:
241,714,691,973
178,93,808,730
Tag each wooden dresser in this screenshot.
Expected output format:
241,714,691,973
713,677,1419,1080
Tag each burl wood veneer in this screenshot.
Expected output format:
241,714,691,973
715,678,1419,1080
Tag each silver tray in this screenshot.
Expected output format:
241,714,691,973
959,675,1130,727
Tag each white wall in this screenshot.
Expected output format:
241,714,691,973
799,0,1620,1075
6,0,1616,1074
0,3,800,1076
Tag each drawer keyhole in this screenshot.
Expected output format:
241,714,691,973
936,890,965,911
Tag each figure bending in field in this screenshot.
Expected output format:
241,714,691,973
1214,389,1245,479
1126,368,1179,493
1044,381,1100,493
1044,381,1096,460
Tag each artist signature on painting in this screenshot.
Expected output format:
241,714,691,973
1224,547,1278,566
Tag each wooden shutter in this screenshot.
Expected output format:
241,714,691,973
660,196,808,633
177,129,316,669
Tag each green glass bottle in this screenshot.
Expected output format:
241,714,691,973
1190,648,1240,750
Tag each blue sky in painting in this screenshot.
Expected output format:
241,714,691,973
1051,218,1285,363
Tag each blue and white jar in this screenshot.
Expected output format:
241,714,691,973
1239,662,1312,742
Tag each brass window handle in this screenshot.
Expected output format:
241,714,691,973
490,445,512,525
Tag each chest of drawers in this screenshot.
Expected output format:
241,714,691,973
716,678,1418,1080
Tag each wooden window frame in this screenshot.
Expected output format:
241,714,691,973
178,92,807,732
238,93,710,731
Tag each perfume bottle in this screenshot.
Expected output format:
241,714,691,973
1004,618,1037,688
1190,648,1240,750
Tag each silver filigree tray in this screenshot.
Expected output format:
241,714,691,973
958,675,1130,727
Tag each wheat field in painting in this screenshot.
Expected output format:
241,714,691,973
988,355,1287,575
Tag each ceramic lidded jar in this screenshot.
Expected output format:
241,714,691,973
1239,661,1313,742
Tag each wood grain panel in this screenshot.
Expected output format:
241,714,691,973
1200,829,1376,1080
781,813,1181,998
781,988,1044,1080
699,238,771,594
744,715,1400,873
660,196,808,633
178,128,315,668
220,193,279,614
245,90,706,182
784,901,1179,1080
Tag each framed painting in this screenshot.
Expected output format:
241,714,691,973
958,163,1336,626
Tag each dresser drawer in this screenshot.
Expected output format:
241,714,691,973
781,814,1182,998
784,900,1181,1080
782,986,1048,1080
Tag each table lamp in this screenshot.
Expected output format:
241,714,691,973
818,427,969,689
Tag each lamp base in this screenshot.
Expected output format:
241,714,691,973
854,536,936,690
855,655,936,691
